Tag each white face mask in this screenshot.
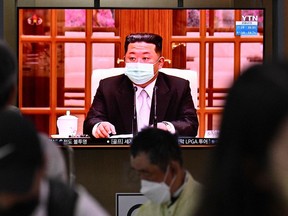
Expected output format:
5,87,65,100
140,179,171,204
124,62,155,85
140,166,176,205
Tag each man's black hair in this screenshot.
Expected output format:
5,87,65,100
124,33,163,55
130,127,182,172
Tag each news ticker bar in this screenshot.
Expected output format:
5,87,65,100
50,137,218,146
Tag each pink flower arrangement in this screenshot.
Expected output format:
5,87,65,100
64,9,115,28
65,9,86,27
95,9,115,27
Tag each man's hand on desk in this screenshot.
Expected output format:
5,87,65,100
93,121,116,138
156,121,176,134
92,121,174,138
156,122,169,131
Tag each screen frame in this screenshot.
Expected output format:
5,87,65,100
17,7,265,141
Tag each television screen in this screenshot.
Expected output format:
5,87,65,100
17,8,264,139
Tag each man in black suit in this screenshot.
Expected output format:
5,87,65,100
84,33,198,138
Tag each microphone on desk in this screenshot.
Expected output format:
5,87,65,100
153,86,158,128
132,86,138,136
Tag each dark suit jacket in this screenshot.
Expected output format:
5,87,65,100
83,72,199,137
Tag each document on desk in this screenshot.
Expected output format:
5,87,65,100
109,134,133,138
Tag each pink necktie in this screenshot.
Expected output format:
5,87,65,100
138,89,150,131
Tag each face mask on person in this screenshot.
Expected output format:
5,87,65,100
124,59,160,85
140,165,176,205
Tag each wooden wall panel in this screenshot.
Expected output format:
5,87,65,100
119,9,172,60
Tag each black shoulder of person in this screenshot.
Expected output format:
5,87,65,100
48,180,79,216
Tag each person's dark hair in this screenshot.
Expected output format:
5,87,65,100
130,128,182,172
0,109,44,194
0,41,17,108
124,33,163,55
196,61,288,216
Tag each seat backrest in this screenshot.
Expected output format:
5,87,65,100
91,68,198,106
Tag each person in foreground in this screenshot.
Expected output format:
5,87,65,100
0,40,67,182
130,127,202,216
195,61,288,216
84,33,198,138
0,110,109,216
